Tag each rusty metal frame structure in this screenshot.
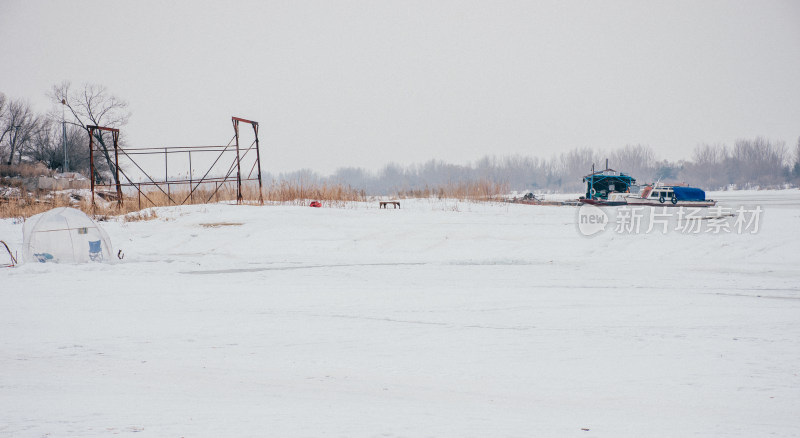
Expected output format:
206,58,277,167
88,117,263,210
87,125,123,208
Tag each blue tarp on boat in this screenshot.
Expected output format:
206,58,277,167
673,186,706,201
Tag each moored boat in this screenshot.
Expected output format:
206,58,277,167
625,184,716,207
580,192,630,206
578,161,636,206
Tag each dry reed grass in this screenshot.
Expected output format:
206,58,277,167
263,180,366,206
0,178,508,221
395,179,509,201
0,193,139,222
0,180,367,220
122,209,158,222
0,163,53,179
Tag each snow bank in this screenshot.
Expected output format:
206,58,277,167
1,191,799,437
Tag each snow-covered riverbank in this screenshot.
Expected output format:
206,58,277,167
2,191,799,437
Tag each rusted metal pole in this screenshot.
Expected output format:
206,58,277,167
89,127,95,210
165,147,170,205
86,125,120,211
253,122,264,205
189,151,193,204
113,131,123,209
233,119,243,204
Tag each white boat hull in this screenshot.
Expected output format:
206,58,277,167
625,197,716,207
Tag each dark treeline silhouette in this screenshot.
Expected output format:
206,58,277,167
269,139,800,196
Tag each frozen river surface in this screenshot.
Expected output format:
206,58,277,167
1,191,799,437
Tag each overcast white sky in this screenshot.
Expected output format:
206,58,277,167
2,0,799,174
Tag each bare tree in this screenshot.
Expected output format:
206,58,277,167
331,166,371,191
792,137,800,184
0,92,8,160
28,120,80,170
1,98,41,165
728,138,787,187
27,116,90,173
552,147,599,191
610,145,657,182
49,82,130,184
677,144,730,189
0,92,7,142
13,114,46,165
30,119,58,169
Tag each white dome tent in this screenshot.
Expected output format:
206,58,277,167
23,207,113,264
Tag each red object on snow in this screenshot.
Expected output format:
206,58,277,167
309,201,322,208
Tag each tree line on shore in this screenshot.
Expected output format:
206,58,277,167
2,84,799,195
275,139,800,195
0,83,127,184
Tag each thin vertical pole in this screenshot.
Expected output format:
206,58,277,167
233,119,243,204
113,131,122,209
62,100,67,172
165,147,170,205
89,127,95,210
253,122,263,205
189,151,193,204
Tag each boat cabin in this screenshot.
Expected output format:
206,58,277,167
641,186,674,201
582,169,636,200
639,185,707,202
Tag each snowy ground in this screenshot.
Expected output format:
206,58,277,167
1,191,799,437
